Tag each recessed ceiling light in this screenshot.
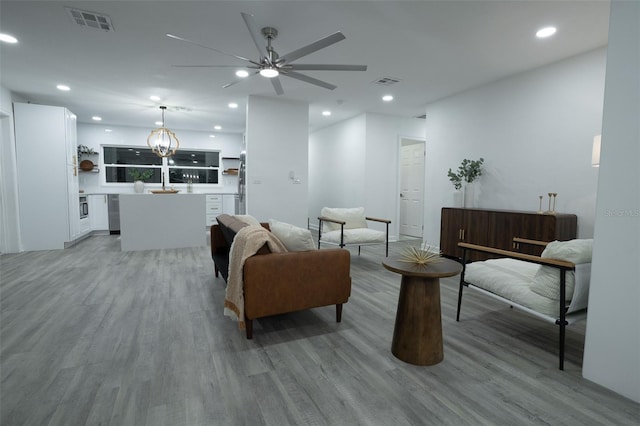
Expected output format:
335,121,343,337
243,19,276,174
209,134,216,138
104,129,112,133
214,125,222,130
155,121,163,126
0,33,18,44
92,116,102,121
228,102,238,109
149,95,161,101
322,110,331,116
236,70,249,78
56,84,70,91
536,26,557,38
382,95,394,102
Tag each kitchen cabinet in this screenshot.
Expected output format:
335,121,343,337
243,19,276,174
440,208,577,261
89,194,109,231
205,194,222,226
14,103,80,250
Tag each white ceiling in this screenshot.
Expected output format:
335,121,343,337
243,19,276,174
0,1,610,134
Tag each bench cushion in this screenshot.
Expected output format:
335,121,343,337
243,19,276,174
321,228,386,245
531,239,593,301
464,258,561,317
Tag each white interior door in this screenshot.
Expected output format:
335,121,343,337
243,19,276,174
399,140,425,238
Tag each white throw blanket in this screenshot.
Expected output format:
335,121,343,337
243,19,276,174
224,225,287,329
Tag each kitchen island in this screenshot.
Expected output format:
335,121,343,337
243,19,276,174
119,194,206,251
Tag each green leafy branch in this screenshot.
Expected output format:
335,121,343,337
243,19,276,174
448,158,484,190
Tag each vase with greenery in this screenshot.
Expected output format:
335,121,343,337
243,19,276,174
447,158,484,207
129,168,154,193
77,145,97,156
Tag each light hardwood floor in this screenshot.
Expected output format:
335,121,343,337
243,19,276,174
1,235,638,425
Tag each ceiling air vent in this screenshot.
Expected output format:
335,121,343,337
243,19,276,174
66,7,114,32
372,76,401,86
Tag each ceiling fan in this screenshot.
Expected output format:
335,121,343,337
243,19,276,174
167,12,367,95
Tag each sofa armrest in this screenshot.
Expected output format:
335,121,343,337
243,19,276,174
211,224,228,255
243,249,351,320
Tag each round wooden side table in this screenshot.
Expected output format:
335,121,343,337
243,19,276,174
382,257,462,366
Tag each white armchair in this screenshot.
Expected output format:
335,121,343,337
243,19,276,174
317,207,391,257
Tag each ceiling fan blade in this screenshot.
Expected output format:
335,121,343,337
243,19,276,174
166,33,259,66
222,71,259,89
172,65,260,68
279,32,346,64
241,13,271,64
282,71,336,90
287,64,367,71
271,77,284,96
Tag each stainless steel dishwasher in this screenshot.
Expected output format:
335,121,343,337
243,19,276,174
107,194,120,234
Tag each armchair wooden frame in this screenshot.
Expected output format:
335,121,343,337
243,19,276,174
317,215,391,257
457,238,588,370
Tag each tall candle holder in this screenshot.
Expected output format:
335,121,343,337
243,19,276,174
551,193,558,214
547,192,552,213
537,195,544,214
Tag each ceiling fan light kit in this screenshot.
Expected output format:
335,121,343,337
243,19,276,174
169,12,367,95
259,68,279,78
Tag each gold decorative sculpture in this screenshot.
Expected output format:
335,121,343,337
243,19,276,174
399,246,442,265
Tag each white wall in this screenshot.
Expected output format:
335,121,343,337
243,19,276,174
423,48,606,247
245,95,309,227
583,0,640,403
364,113,426,235
308,112,426,238
0,86,21,253
77,123,243,194
308,114,367,223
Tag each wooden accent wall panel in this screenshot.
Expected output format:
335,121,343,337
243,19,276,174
440,208,577,260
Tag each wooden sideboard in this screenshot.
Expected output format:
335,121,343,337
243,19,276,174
440,208,577,260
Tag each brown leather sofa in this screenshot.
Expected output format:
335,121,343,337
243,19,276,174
211,214,352,339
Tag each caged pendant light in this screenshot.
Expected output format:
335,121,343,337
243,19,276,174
147,106,180,158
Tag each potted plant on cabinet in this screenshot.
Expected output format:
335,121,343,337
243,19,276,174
448,158,484,208
129,168,154,194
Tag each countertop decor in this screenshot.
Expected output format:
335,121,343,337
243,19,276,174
150,189,180,194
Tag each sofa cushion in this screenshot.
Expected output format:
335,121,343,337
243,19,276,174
321,207,368,233
268,219,317,251
530,239,593,301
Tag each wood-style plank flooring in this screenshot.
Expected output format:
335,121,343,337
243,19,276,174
1,235,638,425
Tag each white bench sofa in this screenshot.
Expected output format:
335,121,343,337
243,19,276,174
456,238,592,370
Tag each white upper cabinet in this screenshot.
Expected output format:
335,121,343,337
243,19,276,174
14,103,79,250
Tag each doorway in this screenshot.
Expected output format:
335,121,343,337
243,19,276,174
399,138,425,239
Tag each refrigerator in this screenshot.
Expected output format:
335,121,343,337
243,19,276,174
237,150,246,214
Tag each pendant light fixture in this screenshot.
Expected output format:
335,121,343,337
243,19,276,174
147,106,180,158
